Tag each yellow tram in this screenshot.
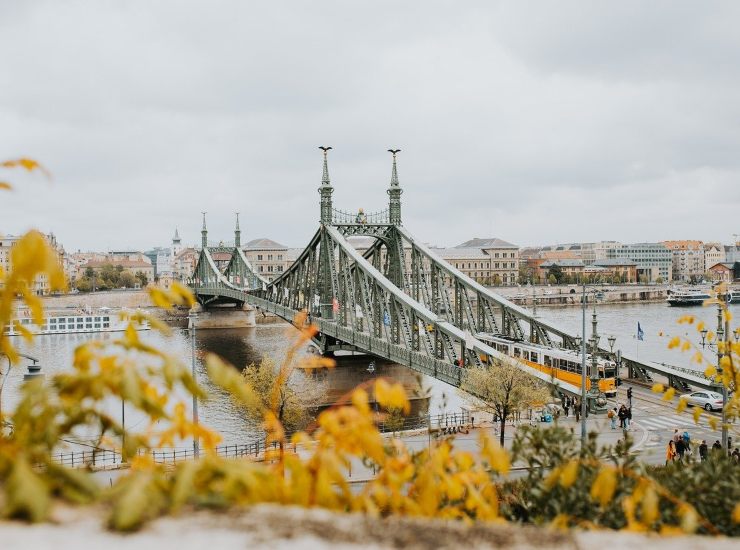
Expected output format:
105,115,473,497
477,334,617,397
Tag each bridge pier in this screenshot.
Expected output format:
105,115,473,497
191,303,256,329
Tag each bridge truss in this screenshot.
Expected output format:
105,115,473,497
189,149,719,396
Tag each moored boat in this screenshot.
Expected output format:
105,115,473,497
4,307,150,336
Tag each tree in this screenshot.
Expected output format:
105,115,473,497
135,272,148,287
639,274,648,284
548,274,557,285
84,266,95,279
655,276,664,284
461,360,550,445
547,264,563,284
75,278,91,292
492,274,502,287
120,272,136,288
241,358,326,434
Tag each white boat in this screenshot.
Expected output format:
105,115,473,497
666,288,711,307
4,307,150,336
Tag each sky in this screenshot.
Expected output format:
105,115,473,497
1,1,739,252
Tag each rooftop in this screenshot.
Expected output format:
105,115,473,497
540,259,585,268
455,237,517,249
436,247,490,259
244,238,288,250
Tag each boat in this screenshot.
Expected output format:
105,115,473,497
666,288,711,307
4,307,150,336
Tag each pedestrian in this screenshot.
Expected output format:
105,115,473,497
574,399,581,422
699,440,708,462
675,436,686,462
732,448,740,464
617,405,626,429
682,430,691,456
625,406,632,430
608,407,617,430
666,440,677,465
563,396,570,418
673,429,681,444
712,440,722,455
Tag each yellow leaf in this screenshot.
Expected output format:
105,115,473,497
481,434,510,476
170,281,196,307
677,397,688,413
641,485,659,526
668,336,681,349
0,181,12,190
704,365,717,378
677,315,695,325
651,383,665,394
720,356,731,370
559,460,579,488
732,503,740,523
662,387,676,401
590,466,617,507
149,287,173,310
5,456,51,522
696,321,706,333
709,417,718,431
692,407,702,424
680,340,691,352
679,504,699,533
374,379,410,414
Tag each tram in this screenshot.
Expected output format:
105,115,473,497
476,334,618,397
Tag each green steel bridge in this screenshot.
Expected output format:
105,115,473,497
188,149,719,398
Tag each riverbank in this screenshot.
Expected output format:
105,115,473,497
493,283,668,307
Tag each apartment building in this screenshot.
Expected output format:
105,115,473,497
661,240,705,282
607,243,672,282
0,232,66,295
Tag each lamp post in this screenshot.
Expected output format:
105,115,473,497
580,283,587,443
700,328,708,348
189,310,200,458
1,353,42,429
716,303,728,450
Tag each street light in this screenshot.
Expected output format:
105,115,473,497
607,335,616,353
716,303,728,450
700,328,708,348
189,310,200,458
0,353,42,426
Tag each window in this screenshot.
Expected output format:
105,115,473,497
495,253,499,258
94,323,101,328
513,347,521,357
103,322,109,328
268,266,273,272
94,317,101,322
544,355,552,367
277,265,283,272
86,323,92,329
257,254,263,261
278,255,283,260
259,266,264,272
268,254,273,261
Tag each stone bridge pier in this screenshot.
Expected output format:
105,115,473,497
189,303,256,329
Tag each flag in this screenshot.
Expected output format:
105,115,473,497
383,310,391,326
332,298,340,312
637,322,644,341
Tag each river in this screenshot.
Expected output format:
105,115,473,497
3,300,737,446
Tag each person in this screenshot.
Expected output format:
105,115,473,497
574,399,581,422
699,440,708,462
625,406,632,430
675,436,686,462
712,440,722,455
666,440,677,465
673,429,681,444
682,431,691,456
608,407,617,430
618,405,626,429
563,396,570,418
732,448,740,464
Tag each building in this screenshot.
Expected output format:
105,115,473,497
704,243,725,272
580,241,623,265
662,240,705,282
592,259,638,283
436,247,493,284
455,238,519,286
607,243,672,283
537,260,585,283
707,262,736,283
243,238,290,282
173,247,199,281
0,232,66,295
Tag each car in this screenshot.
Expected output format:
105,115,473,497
680,391,724,412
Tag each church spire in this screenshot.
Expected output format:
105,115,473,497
318,146,334,224
387,149,402,225
173,227,181,243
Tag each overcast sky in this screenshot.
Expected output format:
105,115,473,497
2,1,739,252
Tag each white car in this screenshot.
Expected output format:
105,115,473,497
680,391,723,411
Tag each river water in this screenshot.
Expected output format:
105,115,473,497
3,300,737,446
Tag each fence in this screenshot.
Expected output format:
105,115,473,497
49,408,472,469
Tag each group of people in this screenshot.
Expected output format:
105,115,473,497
666,430,740,464
560,395,582,420
607,404,632,430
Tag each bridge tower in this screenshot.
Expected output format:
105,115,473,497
234,212,241,248
387,149,402,225
318,146,334,224
201,212,208,249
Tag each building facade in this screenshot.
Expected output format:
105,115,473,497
704,243,725,272
662,240,705,282
455,238,519,286
0,232,65,295
243,238,290,282
607,243,672,282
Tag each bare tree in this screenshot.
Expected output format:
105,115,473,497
462,359,550,446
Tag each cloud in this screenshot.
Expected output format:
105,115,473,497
1,0,738,252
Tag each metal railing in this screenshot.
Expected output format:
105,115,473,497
332,208,389,225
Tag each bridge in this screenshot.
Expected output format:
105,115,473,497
188,148,720,400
